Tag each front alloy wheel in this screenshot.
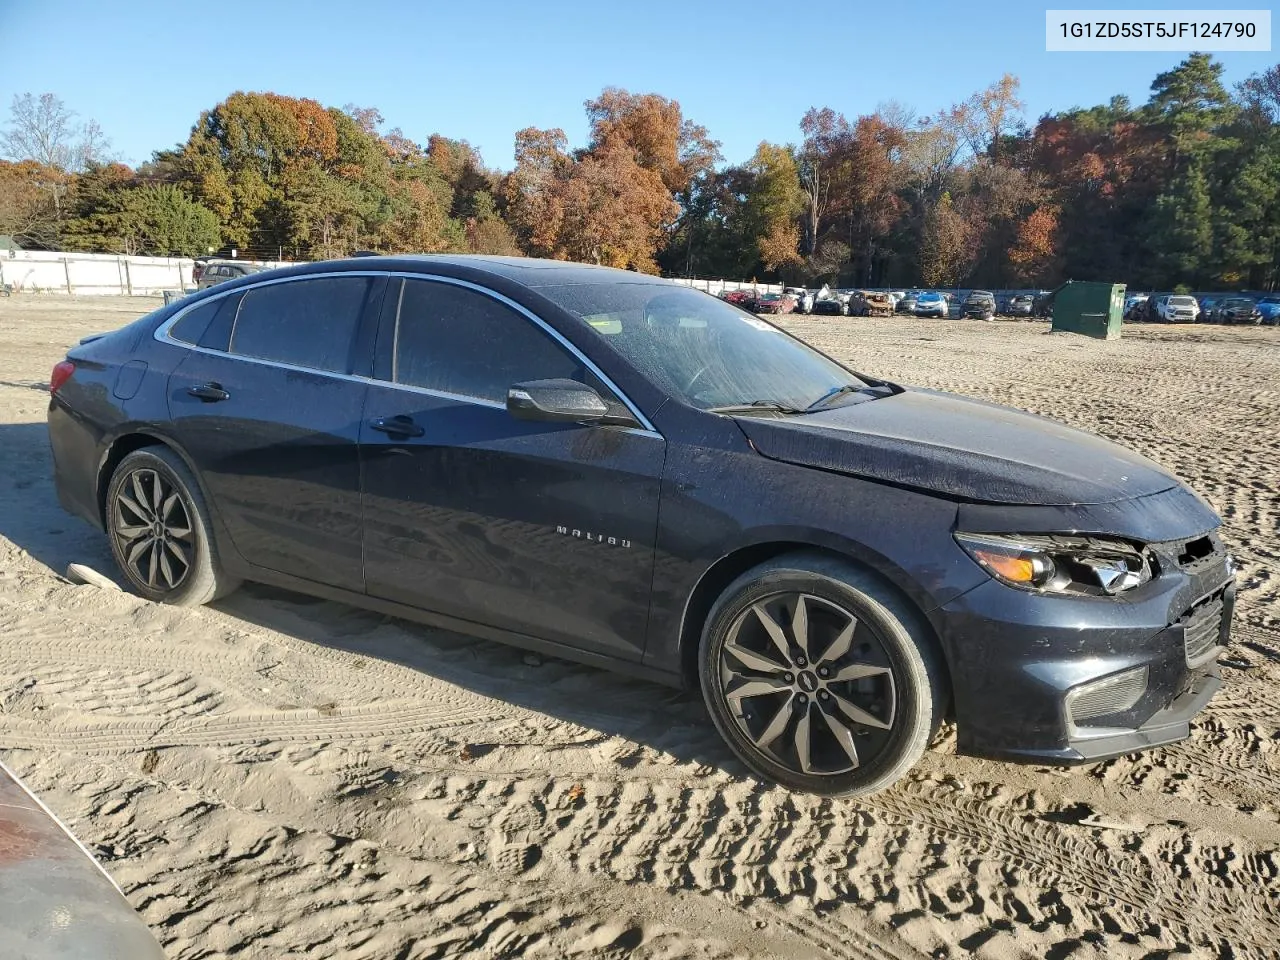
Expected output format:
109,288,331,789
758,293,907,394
700,554,944,795
719,593,895,776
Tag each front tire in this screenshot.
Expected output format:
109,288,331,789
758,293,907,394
106,447,239,606
699,554,945,796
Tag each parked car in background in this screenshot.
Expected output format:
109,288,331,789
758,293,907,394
196,260,269,290
913,291,949,318
1198,296,1222,322
1256,295,1280,325
963,290,996,320
812,292,849,316
1123,294,1149,321
721,290,756,310
897,292,920,314
191,255,213,285
1138,295,1167,323
1007,294,1036,317
1218,297,1261,325
784,287,814,314
1,759,166,959
852,290,895,316
754,292,796,315
47,254,1235,797
1158,295,1200,323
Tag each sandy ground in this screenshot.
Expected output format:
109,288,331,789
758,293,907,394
1,295,1278,960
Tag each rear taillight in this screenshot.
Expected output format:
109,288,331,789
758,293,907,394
50,360,76,395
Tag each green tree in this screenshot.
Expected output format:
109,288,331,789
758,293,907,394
1148,158,1213,285
1213,131,1280,287
743,143,805,274
60,162,137,251
122,184,221,256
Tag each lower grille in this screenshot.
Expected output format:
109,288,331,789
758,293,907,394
1183,598,1225,666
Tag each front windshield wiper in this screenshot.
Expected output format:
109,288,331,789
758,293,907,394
804,384,874,412
707,400,806,415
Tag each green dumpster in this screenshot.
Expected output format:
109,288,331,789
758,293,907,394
1049,281,1126,339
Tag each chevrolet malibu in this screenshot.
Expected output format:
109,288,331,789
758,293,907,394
47,256,1234,796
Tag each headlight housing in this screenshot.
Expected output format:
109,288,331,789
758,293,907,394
955,532,1156,595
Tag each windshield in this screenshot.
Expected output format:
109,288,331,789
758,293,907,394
1169,296,1197,306
539,283,867,411
918,292,942,302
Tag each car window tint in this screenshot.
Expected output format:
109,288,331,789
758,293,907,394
230,277,370,373
197,292,242,352
168,300,220,344
395,280,589,402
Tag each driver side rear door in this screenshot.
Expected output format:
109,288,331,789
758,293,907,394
359,276,666,662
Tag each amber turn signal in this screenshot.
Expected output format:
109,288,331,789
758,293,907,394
972,549,1038,583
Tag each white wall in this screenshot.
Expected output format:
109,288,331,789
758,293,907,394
0,251,288,295
0,253,784,297
669,277,785,296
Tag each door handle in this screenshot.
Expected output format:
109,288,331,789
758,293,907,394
187,382,229,402
369,415,425,438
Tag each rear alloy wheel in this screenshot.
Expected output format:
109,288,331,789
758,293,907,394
106,447,238,606
700,554,944,795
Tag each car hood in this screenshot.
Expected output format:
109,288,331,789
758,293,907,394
735,388,1179,506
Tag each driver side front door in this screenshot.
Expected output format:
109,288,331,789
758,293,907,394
359,277,666,662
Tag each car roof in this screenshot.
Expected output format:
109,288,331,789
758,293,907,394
325,254,670,288
180,255,682,306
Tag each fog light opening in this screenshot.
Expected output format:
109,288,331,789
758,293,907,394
1065,666,1149,735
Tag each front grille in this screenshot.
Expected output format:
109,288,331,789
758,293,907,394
1182,597,1225,666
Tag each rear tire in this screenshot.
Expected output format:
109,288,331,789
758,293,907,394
105,447,239,606
699,553,945,796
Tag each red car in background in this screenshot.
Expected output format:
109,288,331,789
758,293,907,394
752,292,797,314
720,290,757,310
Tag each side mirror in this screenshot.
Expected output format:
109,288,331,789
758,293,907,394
507,378,611,424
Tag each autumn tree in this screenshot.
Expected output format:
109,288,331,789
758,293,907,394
960,74,1026,161
1007,205,1060,283
504,127,573,257
845,114,907,284
919,193,969,286
797,107,855,256
554,140,678,271
0,160,64,247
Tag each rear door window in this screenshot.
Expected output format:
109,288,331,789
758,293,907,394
230,276,371,374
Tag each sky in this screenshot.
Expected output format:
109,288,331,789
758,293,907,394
1,0,1275,170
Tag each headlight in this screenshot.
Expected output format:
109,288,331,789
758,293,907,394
955,532,1156,595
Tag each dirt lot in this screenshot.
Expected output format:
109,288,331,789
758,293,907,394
1,295,1279,959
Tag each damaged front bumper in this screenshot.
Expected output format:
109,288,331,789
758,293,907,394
937,530,1234,765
